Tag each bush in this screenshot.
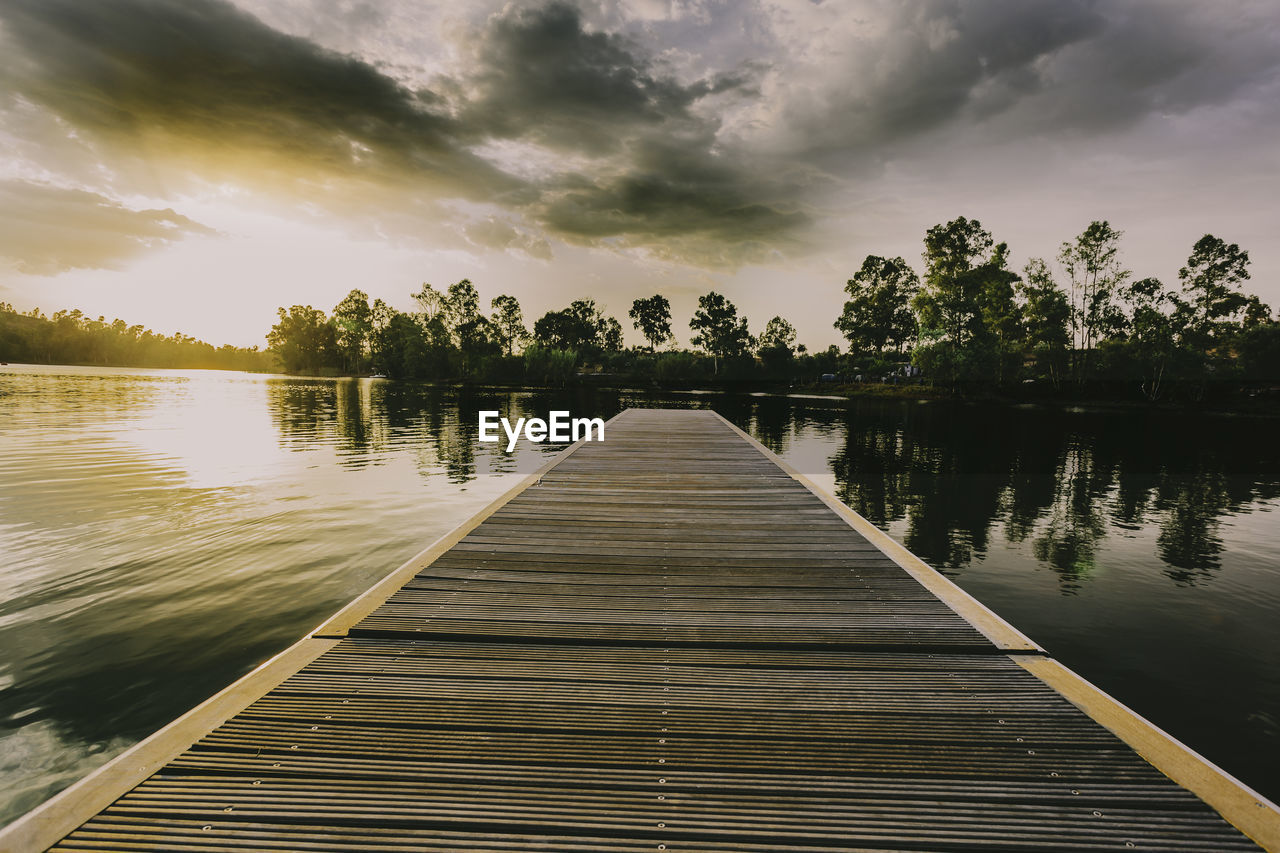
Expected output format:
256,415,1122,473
524,345,577,388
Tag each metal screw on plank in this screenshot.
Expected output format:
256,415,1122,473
202,826,212,831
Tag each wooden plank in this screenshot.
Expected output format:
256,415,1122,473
5,408,1275,852
45,640,1263,851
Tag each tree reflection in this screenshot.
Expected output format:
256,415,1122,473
264,382,1279,591
823,399,1280,592
1030,442,1110,593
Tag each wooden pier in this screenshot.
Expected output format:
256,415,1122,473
3,408,1277,851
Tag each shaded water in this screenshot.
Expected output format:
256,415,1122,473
1,364,1277,826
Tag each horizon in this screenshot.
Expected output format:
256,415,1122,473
2,0,1279,349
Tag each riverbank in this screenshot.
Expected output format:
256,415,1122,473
9,360,1280,417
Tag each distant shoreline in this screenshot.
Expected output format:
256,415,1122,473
7,360,1278,417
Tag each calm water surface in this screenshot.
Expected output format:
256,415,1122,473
1,364,1278,825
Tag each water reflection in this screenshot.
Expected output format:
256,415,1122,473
261,380,1280,592
1,366,1278,825
804,399,1280,591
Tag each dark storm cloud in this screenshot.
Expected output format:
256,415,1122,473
464,2,805,259
0,0,514,196
831,1,1106,146
534,135,809,263
463,1,742,154
1,0,1276,268
0,181,214,274
0,0,800,262
786,0,1280,161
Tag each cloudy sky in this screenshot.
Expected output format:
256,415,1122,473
1,0,1277,348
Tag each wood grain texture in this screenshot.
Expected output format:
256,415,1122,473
11,408,1272,852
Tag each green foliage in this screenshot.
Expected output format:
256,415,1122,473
835,255,918,355
653,350,703,383
0,303,272,371
533,298,622,360
268,305,340,373
757,315,797,374
629,294,674,350
30,218,1274,406
600,316,624,353
757,316,796,353
523,344,577,388
1179,235,1254,343
1019,259,1070,388
1238,322,1280,382
442,279,482,339
1059,221,1130,380
490,294,529,356
331,289,372,374
912,217,1021,387
534,305,600,354
1120,277,1182,400
689,291,752,373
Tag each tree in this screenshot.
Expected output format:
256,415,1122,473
600,316,624,353
369,298,397,373
412,282,444,321
757,316,797,354
689,291,752,373
1176,235,1260,398
1178,235,1253,341
332,289,373,374
1059,221,1130,381
490,294,529,356
835,255,918,355
757,315,797,374
1121,276,1183,401
912,217,1019,387
267,305,339,374
533,298,620,358
1018,259,1070,388
534,307,598,352
978,243,1025,385
629,295,674,350
443,279,482,344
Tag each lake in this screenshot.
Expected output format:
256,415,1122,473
1,363,1278,827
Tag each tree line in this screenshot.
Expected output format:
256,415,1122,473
266,279,817,387
0,303,272,371
856,218,1279,400
268,217,1279,402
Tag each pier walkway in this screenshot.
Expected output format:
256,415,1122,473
3,409,1277,851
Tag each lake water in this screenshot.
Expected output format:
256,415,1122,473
1,364,1278,826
